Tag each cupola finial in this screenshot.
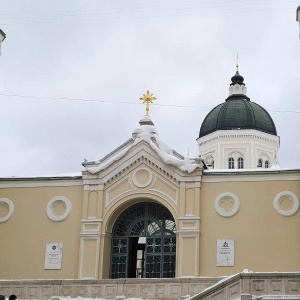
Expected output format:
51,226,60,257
228,61,247,97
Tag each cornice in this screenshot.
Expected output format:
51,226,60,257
197,129,280,146
202,168,300,182
83,145,203,188
0,176,83,188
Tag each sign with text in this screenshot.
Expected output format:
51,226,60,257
44,243,63,270
217,240,234,267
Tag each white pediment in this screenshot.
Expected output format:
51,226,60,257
83,142,203,187
83,119,204,185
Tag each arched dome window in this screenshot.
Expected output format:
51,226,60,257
228,157,235,169
258,159,263,168
238,157,244,169
265,160,269,168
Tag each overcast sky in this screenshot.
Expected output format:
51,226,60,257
0,0,299,176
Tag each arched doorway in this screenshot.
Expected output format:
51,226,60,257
110,202,176,279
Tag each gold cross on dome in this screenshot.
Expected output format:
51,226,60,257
139,90,156,117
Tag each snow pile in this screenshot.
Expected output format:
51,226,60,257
252,297,300,299
85,122,201,174
50,298,144,300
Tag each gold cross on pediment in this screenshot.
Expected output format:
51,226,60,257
139,90,156,117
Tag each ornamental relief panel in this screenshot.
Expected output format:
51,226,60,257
149,176,178,205
46,196,72,222
214,192,240,217
273,191,299,216
87,191,98,218
185,188,195,216
0,198,14,223
226,150,245,160
132,168,153,187
104,167,178,208
105,176,136,207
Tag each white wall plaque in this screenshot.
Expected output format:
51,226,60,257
217,240,234,267
44,243,63,270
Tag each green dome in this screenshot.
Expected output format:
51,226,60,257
199,95,277,138
199,68,278,138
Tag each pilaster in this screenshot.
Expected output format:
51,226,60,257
78,180,104,279
177,180,201,277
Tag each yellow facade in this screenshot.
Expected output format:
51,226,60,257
0,136,299,280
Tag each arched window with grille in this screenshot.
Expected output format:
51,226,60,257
237,157,244,169
228,157,235,169
258,159,263,168
265,160,269,168
110,202,176,279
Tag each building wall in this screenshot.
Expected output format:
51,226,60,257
0,181,83,279
199,173,300,276
0,168,299,280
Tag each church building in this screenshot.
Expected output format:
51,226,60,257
0,68,299,298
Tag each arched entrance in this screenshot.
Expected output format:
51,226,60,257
110,202,176,279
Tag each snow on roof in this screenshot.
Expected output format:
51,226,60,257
84,118,202,174
0,172,82,180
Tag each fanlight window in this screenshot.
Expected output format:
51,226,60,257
237,157,244,169
228,157,235,169
110,202,176,279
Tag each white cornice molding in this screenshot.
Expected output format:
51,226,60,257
197,129,280,146
0,178,83,188
203,169,300,182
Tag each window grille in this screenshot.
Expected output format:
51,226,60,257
238,157,244,169
228,157,235,169
110,202,176,279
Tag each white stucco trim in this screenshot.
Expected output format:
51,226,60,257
0,179,82,188
197,129,279,146
0,198,14,223
202,170,300,182
78,236,100,279
46,196,72,222
198,129,279,169
273,191,299,216
132,168,153,187
214,192,240,217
